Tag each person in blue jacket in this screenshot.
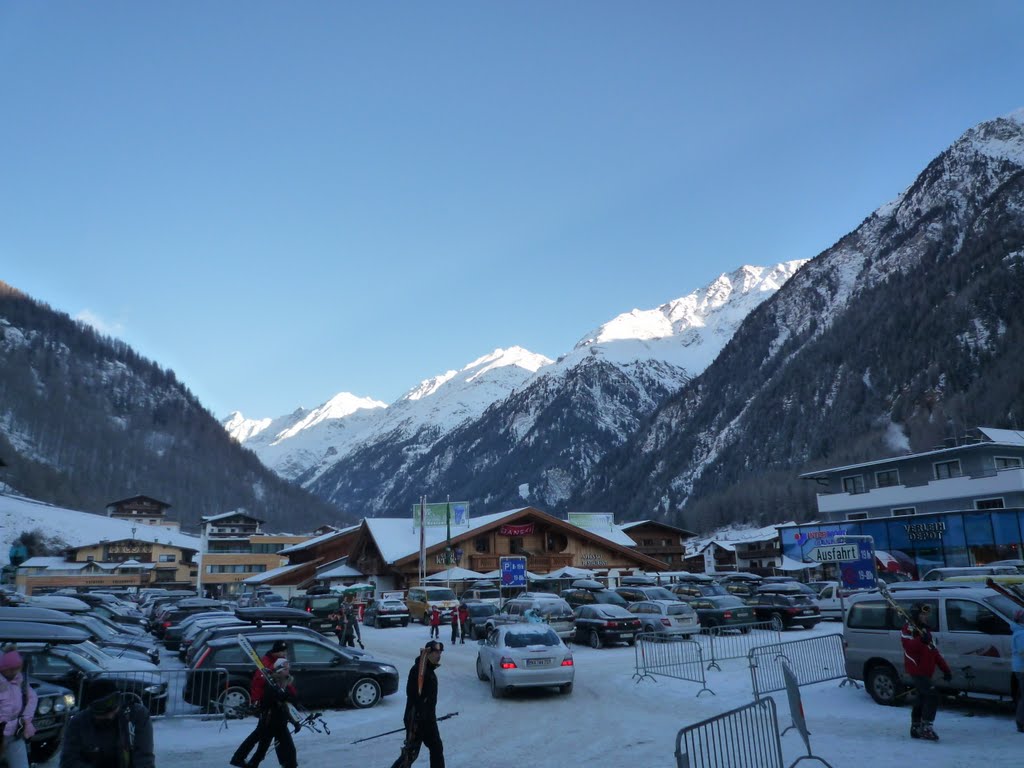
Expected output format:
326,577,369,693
1012,608,1024,733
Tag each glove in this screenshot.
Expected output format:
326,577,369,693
943,671,952,682
293,722,303,735
358,640,365,649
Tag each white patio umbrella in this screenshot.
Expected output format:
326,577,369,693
421,567,487,582
543,565,596,579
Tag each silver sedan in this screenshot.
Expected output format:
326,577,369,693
475,624,575,698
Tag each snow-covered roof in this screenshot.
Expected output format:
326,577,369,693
202,510,262,524
18,556,69,569
364,509,526,564
279,523,359,555
686,523,792,556
363,508,646,565
241,563,307,584
1,492,201,567
317,562,364,579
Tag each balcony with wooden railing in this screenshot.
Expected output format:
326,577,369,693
468,553,574,574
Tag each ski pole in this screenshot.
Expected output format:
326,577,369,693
350,712,459,744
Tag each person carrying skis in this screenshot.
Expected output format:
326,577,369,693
59,678,154,768
428,607,441,640
239,658,300,768
231,641,289,768
457,604,469,644
900,603,951,740
390,641,446,768
449,608,459,645
342,595,364,649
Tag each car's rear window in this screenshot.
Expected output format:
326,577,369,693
425,589,456,601
505,630,559,647
667,604,693,616
473,589,500,600
310,597,341,611
536,600,574,619
468,604,498,617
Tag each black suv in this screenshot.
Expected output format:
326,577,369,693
184,629,399,714
747,586,821,629
613,585,680,603
560,588,628,610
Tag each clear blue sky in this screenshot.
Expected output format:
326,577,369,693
3,2,1022,419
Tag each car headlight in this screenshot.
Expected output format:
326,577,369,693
60,693,76,711
143,684,164,694
37,697,54,715
378,665,398,674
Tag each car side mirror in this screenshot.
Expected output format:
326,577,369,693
330,655,343,665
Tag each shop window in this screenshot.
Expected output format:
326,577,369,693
545,532,568,553
159,554,176,563
842,475,866,494
975,498,1004,510
846,512,869,521
876,469,900,488
934,460,962,480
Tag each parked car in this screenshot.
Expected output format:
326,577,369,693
922,565,1019,581
813,581,868,621
747,590,821,629
843,586,1021,706
460,581,501,608
404,587,459,624
485,597,576,641
613,585,680,603
463,602,500,640
287,593,348,634
475,624,574,698
670,582,729,600
560,588,628,610
626,600,700,637
184,630,399,714
185,622,328,668
363,599,410,628
676,594,755,630
18,641,168,714
572,604,641,648
0,606,160,664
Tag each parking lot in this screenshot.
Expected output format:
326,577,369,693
51,618,1015,768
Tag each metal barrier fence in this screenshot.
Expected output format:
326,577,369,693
674,696,785,768
695,621,783,671
748,633,847,700
80,667,230,719
632,633,714,696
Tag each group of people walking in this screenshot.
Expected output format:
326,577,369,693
427,605,469,644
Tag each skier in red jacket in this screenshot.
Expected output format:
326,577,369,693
429,607,441,639
900,603,951,741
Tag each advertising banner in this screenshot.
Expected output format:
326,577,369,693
412,501,470,528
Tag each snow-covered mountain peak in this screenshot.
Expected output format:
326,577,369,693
400,347,553,403
222,411,273,442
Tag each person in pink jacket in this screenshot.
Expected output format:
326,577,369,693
0,648,38,768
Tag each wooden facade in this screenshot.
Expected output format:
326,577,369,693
620,520,696,568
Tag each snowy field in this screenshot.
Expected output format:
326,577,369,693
43,621,1021,767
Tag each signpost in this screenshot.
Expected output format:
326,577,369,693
499,556,527,590
806,544,860,563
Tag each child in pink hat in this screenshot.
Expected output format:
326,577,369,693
0,647,38,768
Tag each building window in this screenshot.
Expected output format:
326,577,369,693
85,555,94,562
875,469,900,488
158,554,176,563
842,475,866,494
846,512,869,521
934,459,962,480
995,456,1023,470
640,538,655,546
474,535,490,554
892,507,916,517
510,537,525,555
975,498,1005,510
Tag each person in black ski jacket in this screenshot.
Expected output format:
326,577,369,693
59,680,154,768
231,640,289,768
243,658,300,768
390,641,445,768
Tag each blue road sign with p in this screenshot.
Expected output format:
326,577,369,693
500,556,527,588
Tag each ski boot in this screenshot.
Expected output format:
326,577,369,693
910,722,921,739
919,722,939,741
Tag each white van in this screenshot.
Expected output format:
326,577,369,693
843,585,1022,706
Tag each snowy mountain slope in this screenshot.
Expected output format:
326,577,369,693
251,262,805,515
0,492,200,566
573,109,1024,526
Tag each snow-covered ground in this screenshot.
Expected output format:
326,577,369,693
46,621,1020,767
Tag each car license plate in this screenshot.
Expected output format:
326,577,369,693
802,610,814,615
525,658,550,667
